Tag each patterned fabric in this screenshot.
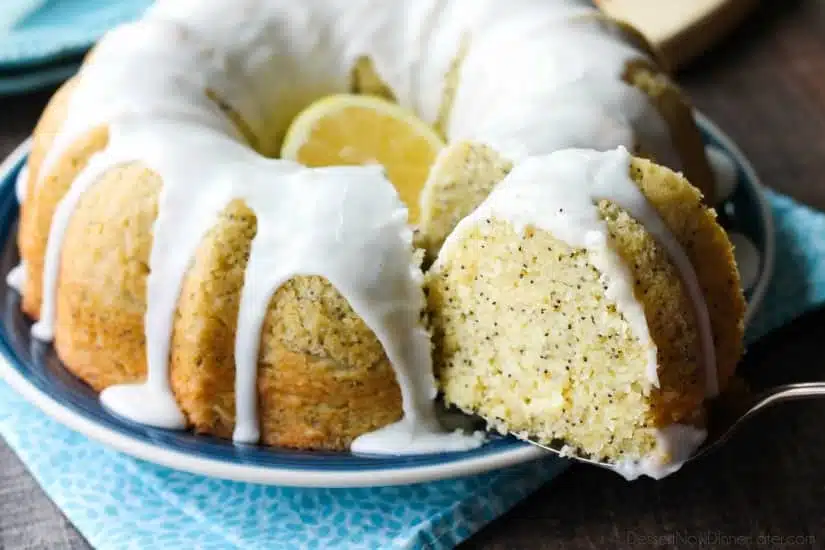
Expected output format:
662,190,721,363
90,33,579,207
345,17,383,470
0,388,565,550
0,190,820,549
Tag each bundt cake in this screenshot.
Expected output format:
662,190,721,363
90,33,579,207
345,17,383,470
425,146,745,478
10,0,726,457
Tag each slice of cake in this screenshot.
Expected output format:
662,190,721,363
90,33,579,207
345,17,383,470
418,141,513,259
425,146,745,478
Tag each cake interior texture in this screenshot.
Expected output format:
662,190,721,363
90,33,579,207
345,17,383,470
426,151,744,466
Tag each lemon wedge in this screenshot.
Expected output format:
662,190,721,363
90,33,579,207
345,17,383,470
281,94,444,223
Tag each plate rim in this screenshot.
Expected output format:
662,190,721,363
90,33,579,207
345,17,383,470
694,112,775,324
0,114,774,487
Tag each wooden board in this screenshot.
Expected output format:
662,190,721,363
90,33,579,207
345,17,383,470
595,0,759,71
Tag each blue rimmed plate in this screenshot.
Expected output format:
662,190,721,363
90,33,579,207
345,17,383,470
0,115,773,487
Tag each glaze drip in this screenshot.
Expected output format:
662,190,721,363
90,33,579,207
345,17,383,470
6,165,29,292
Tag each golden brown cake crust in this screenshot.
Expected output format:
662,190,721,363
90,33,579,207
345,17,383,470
18,77,110,319
170,200,403,449
624,60,717,202
37,146,404,450
628,157,745,391
418,141,513,260
54,162,158,391
350,56,396,102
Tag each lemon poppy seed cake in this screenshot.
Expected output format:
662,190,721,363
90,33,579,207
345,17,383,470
426,147,745,478
12,0,729,457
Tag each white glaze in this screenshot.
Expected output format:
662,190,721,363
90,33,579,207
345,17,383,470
443,2,674,166
100,383,186,430
6,261,24,292
433,147,715,475
25,0,688,454
612,424,706,480
15,164,28,204
7,166,29,292
352,418,486,455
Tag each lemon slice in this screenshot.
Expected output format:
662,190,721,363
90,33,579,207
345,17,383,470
281,94,444,223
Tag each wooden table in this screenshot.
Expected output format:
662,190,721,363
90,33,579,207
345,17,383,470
3,1,825,548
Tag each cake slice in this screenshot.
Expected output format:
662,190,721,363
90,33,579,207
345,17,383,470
425,146,745,478
418,141,513,259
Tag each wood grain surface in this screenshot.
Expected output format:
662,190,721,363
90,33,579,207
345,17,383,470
2,1,825,548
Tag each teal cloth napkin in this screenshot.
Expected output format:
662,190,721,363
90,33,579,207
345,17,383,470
0,1,48,33
0,388,565,550
0,0,150,95
0,188,821,549
0,0,150,69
